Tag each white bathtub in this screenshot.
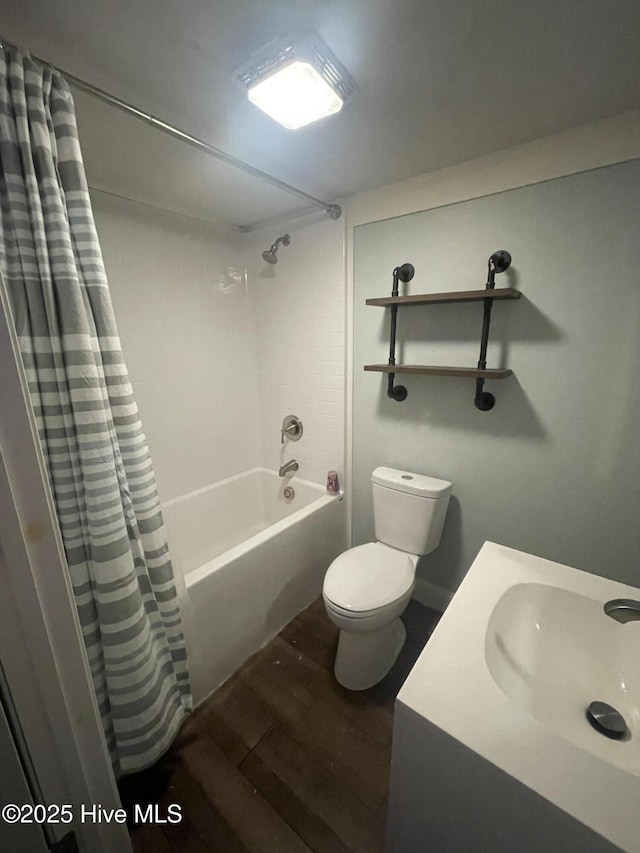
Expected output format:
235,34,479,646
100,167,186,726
163,467,346,703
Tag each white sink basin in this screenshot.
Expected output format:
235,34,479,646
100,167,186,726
486,582,640,774
396,543,640,851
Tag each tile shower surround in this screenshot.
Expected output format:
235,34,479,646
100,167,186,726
246,215,346,490
93,193,345,502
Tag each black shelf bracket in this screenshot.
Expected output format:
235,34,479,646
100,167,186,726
386,263,415,401
474,250,512,411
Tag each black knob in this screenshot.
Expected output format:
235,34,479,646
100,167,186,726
396,263,415,283
389,384,408,402
489,250,512,273
474,391,495,411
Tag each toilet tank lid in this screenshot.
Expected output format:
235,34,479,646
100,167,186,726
371,467,452,498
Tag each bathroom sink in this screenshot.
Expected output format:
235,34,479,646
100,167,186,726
486,582,640,774
394,543,640,852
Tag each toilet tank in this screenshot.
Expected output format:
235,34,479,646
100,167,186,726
372,467,452,556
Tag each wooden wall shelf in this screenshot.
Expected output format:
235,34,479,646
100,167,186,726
364,364,512,379
366,287,520,307
368,252,517,409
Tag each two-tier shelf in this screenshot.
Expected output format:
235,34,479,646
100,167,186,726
364,251,519,410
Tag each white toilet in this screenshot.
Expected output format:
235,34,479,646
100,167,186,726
323,466,452,690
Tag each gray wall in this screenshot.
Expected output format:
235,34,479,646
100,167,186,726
352,160,640,591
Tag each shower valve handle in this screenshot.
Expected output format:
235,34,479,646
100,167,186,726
281,415,303,444
281,423,297,443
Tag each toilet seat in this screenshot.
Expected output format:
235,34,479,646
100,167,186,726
323,590,414,622
323,542,416,615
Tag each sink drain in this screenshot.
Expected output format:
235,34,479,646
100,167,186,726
586,701,628,740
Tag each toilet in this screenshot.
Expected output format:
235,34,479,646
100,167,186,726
323,466,452,690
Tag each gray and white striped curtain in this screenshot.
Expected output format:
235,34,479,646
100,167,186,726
0,45,192,774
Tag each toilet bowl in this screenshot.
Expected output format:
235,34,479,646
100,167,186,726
323,467,452,691
323,542,417,690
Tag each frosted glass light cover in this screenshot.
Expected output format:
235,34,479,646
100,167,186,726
248,60,344,129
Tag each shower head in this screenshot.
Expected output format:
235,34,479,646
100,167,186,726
262,234,290,264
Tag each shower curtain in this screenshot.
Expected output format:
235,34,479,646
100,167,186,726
0,45,192,774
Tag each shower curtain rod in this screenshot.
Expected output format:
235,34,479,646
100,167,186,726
0,36,342,221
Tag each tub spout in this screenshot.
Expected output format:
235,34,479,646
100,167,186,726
279,459,298,477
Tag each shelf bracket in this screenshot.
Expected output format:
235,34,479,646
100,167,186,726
387,263,415,401
474,250,512,411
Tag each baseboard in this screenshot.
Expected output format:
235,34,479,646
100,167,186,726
412,578,454,612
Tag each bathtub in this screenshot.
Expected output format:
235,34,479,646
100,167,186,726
162,467,346,703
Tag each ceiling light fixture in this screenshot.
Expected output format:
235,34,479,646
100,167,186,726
236,30,355,130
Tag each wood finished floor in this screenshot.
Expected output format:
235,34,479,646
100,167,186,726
123,597,441,853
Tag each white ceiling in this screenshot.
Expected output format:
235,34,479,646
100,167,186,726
2,0,640,228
